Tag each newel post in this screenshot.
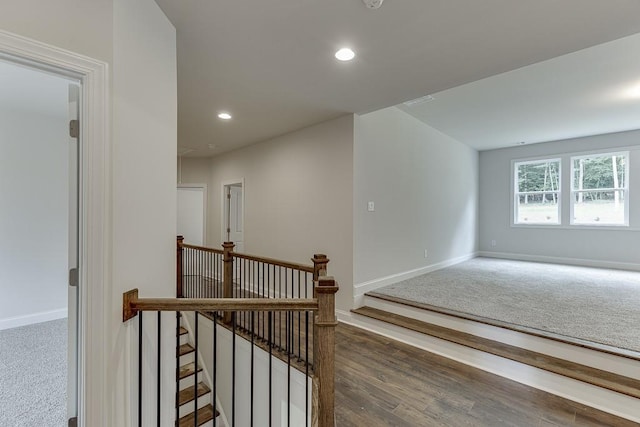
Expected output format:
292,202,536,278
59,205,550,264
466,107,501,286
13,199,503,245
313,276,339,427
176,236,184,298
222,241,235,322
312,254,330,297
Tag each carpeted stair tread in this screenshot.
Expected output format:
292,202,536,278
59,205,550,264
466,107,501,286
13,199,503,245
177,404,218,427
178,343,195,357
178,362,202,380
178,382,210,406
352,306,640,400
178,326,188,336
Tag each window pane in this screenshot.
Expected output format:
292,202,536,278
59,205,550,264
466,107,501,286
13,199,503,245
573,190,626,225
517,160,560,193
572,154,626,190
516,193,559,224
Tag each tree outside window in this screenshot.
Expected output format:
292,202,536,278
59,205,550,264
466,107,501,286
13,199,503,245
571,152,628,225
514,159,561,224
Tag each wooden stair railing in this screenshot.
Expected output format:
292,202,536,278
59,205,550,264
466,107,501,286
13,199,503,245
123,261,338,426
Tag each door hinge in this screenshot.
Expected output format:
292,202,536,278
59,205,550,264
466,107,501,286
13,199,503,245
69,119,79,138
69,268,79,287
227,193,231,199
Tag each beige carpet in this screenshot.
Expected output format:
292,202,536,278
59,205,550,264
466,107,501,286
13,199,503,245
374,258,640,353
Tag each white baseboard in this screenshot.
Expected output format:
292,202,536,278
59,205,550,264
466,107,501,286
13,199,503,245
353,252,477,307
0,308,68,331
478,251,640,272
337,309,640,423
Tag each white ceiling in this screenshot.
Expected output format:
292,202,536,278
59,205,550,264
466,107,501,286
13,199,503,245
155,0,640,157
398,32,640,151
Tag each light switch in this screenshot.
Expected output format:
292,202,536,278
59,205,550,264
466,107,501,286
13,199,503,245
367,201,375,212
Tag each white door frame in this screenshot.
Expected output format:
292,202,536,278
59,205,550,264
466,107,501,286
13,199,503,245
221,179,244,247
0,30,109,426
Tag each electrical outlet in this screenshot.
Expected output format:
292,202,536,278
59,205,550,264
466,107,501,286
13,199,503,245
424,249,428,258
491,240,497,247
367,201,375,212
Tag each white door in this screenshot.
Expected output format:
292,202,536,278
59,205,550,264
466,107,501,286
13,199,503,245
177,185,206,246
67,82,80,422
224,184,244,252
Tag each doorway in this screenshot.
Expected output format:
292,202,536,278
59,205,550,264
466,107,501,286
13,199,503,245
222,181,244,252
0,58,79,425
177,184,206,246
0,28,109,426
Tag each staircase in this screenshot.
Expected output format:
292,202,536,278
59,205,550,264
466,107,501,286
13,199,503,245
349,292,640,422
176,322,219,427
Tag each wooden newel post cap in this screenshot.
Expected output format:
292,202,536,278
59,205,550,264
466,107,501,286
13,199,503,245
177,235,184,245
316,276,339,293
222,241,235,249
312,254,329,264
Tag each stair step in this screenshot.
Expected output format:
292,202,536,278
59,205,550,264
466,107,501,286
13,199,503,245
178,343,195,357
178,362,202,380
177,404,217,427
178,326,188,336
352,306,640,400
178,382,210,406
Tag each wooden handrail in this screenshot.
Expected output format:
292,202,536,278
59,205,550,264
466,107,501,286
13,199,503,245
182,242,224,255
232,251,315,273
123,289,318,321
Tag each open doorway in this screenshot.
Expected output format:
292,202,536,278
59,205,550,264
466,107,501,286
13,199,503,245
0,58,79,425
222,181,244,252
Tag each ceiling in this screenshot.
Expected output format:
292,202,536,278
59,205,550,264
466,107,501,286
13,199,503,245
398,32,640,151
153,0,640,157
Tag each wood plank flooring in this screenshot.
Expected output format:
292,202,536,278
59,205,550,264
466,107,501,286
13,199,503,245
334,323,639,427
352,306,640,399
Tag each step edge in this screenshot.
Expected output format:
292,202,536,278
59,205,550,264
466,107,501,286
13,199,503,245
365,292,640,362
352,306,640,400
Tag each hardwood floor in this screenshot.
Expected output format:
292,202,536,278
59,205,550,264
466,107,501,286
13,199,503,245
334,323,639,427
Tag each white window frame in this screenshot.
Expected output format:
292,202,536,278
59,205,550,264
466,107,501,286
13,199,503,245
570,151,629,227
513,158,562,226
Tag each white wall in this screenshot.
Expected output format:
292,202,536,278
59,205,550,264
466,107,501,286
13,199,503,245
479,129,640,268
0,0,113,64
0,82,69,328
353,107,479,300
110,0,177,425
180,116,354,311
2,2,178,425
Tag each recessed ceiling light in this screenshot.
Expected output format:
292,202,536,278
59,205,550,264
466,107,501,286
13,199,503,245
218,112,232,120
335,48,355,61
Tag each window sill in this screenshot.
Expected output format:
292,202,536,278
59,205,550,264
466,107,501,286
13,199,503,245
510,224,639,231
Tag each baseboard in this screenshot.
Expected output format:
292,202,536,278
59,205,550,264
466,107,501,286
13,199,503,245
0,308,68,331
353,252,477,307
337,309,640,423
478,251,640,272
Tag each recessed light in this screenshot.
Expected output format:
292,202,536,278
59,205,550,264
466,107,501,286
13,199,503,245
218,112,232,120
335,48,355,61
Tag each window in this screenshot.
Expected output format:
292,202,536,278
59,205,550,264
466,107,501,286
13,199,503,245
571,152,628,226
514,158,561,225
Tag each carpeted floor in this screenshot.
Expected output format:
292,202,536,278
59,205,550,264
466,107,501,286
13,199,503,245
374,258,640,353
0,319,67,427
